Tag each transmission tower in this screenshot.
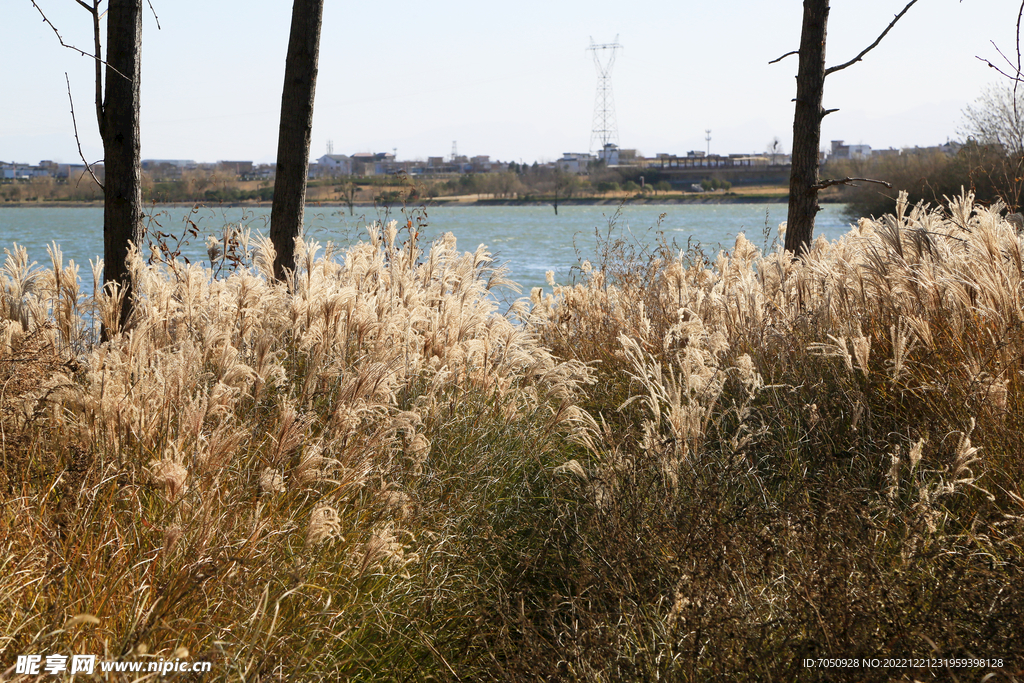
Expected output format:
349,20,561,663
588,36,622,154
326,139,334,155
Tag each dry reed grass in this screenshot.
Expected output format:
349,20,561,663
2,193,1023,680
1,223,590,680
520,191,1024,681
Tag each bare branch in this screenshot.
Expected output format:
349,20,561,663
65,73,104,191
147,0,162,30
29,0,129,85
988,38,1022,74
769,50,799,65
31,0,95,60
825,0,920,76
812,177,892,191
977,55,1024,83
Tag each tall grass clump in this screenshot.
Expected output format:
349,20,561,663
2,192,1024,681
0,224,591,680
521,191,1024,680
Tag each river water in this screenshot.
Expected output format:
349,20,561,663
1,202,854,299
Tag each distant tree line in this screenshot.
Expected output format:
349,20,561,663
829,144,1017,218
832,84,1024,217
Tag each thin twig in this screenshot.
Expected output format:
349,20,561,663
811,177,892,191
29,0,128,83
825,0,920,76
66,73,104,191
147,0,161,30
768,50,799,65
977,39,1024,82
976,55,1024,83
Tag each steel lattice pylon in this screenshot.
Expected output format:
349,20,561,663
588,36,622,154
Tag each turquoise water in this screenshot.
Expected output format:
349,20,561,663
1,203,854,299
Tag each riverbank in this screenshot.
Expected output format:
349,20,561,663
1,191,850,210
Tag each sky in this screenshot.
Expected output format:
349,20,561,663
1,0,1019,166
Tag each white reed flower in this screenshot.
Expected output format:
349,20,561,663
259,467,285,494
360,524,417,571
407,433,431,460
306,505,343,547
886,447,901,501
163,524,183,555
553,459,588,480
908,437,925,471
148,458,188,502
734,353,762,391
852,332,871,378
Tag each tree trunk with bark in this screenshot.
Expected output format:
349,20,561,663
784,0,830,256
101,0,144,334
270,0,325,281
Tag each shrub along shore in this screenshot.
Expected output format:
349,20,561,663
1,191,1022,680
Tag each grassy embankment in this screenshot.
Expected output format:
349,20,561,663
1,191,1023,681
2,174,797,207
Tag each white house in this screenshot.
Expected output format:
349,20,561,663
556,152,593,174
316,154,352,176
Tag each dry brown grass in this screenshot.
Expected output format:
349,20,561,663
2,192,1023,680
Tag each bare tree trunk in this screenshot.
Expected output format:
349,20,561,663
270,0,324,281
102,0,144,335
784,0,829,256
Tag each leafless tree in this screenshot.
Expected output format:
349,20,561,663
270,0,325,281
32,0,146,336
962,83,1024,156
774,0,917,256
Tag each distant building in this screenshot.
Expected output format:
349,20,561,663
903,141,962,156
598,143,620,166
0,162,55,179
55,163,104,182
830,140,872,160
872,147,901,159
316,154,352,176
254,163,276,180
469,155,494,172
556,152,593,174
351,152,394,175
726,154,771,167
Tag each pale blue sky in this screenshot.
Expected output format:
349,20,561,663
1,0,1017,165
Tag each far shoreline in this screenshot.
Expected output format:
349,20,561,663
0,193,846,210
